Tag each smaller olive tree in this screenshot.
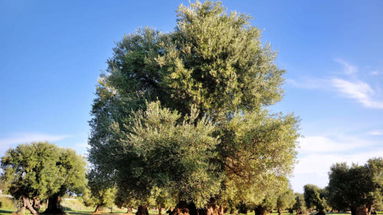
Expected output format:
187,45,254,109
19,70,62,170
303,184,327,215
83,169,116,213
292,193,306,215
327,158,383,215
276,188,296,215
1,142,87,215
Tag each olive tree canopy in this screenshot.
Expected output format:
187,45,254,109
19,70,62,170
1,142,87,215
88,1,299,214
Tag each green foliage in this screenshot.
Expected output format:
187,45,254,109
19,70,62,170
0,142,87,201
327,158,383,212
248,179,294,215
160,1,284,120
303,184,327,213
148,187,176,209
117,101,220,206
88,0,299,208
217,111,298,205
276,189,296,212
83,169,116,210
292,193,306,214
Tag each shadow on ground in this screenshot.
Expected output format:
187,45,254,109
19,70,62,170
0,209,12,214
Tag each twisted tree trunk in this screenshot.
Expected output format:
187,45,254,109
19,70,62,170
15,196,39,215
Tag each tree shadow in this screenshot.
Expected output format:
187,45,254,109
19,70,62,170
65,212,91,215
0,209,13,214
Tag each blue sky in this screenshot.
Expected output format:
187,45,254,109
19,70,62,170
1,0,382,192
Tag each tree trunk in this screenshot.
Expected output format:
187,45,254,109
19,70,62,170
278,209,281,215
14,199,26,215
136,205,149,215
158,206,162,215
33,198,42,211
238,203,247,214
355,206,369,215
19,196,39,215
170,201,197,215
206,205,224,215
43,194,64,214
316,210,326,215
127,207,133,215
229,208,234,215
254,207,267,215
93,205,106,214
170,201,223,215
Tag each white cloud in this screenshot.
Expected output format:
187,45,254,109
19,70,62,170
368,130,383,136
288,59,383,109
370,70,382,76
292,134,383,192
298,135,375,154
0,132,69,156
330,78,383,109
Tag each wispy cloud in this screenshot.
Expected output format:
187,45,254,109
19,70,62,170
370,70,382,76
368,130,383,136
288,58,383,109
0,132,69,156
334,58,358,75
330,78,383,109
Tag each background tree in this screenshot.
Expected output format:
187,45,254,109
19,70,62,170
276,188,296,215
292,193,306,215
249,178,293,215
88,1,299,214
327,158,383,215
1,142,87,215
303,184,327,215
83,169,116,213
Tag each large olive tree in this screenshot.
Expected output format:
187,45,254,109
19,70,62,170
89,1,299,215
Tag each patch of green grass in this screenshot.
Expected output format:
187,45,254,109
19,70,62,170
0,197,16,211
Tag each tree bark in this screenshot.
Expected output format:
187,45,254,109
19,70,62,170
33,198,42,211
355,206,369,215
278,209,281,215
254,206,267,215
158,206,162,215
19,196,39,215
351,208,356,215
206,204,224,215
316,210,326,215
43,194,64,214
170,201,224,215
93,205,106,214
136,205,149,215
229,208,235,215
126,207,133,215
